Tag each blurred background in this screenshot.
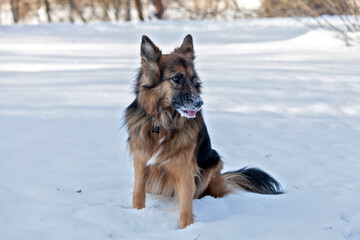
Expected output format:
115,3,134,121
0,0,358,24
1,0,359,41
1,1,360,240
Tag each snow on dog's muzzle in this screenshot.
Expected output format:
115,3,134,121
173,94,203,119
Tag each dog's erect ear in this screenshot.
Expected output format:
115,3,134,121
141,35,161,63
174,34,195,61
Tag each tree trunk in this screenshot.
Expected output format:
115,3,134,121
90,0,97,21
125,0,131,21
101,1,110,21
134,0,144,21
0,1,2,25
10,0,20,23
111,0,121,21
44,0,52,22
69,0,74,22
68,0,86,23
153,0,164,19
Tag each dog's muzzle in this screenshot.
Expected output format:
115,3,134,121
172,94,203,119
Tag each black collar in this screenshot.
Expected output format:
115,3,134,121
152,125,160,133
151,117,160,133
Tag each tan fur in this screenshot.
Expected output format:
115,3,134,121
221,171,262,193
132,151,147,209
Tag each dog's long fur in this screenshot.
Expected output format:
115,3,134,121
125,35,282,229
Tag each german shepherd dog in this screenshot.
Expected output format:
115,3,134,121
125,34,282,229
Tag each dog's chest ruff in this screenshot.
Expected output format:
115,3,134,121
145,137,166,166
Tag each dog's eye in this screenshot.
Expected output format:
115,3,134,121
172,76,181,84
191,75,197,84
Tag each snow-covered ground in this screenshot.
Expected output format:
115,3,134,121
1,19,360,240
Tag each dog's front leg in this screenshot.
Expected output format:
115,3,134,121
132,152,147,209
165,160,195,229
177,170,195,229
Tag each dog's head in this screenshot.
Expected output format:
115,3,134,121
136,35,203,128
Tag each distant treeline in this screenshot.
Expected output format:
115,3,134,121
1,0,245,23
0,0,359,24
260,0,359,17
5,0,164,23
262,0,360,42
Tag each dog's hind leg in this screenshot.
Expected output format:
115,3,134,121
132,151,148,209
194,161,225,198
204,161,233,198
207,172,233,198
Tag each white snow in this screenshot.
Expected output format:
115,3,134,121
1,19,360,240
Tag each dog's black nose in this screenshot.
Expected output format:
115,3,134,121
195,99,204,108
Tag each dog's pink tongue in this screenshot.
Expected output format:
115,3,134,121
187,110,197,117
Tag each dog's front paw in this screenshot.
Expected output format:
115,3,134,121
133,201,145,210
132,193,145,209
179,212,194,229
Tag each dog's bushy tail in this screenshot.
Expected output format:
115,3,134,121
222,167,282,195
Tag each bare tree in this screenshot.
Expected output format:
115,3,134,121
44,0,52,22
68,0,86,22
111,0,122,21
0,0,2,24
100,0,110,21
134,0,144,21
153,0,164,19
10,0,20,23
125,0,131,21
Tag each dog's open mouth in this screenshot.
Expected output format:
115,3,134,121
187,110,197,117
176,109,199,118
